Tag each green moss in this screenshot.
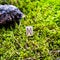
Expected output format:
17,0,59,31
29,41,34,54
0,0,60,60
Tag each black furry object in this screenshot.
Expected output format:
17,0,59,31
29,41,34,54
0,5,25,28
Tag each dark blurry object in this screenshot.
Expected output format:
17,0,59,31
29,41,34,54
0,5,25,28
